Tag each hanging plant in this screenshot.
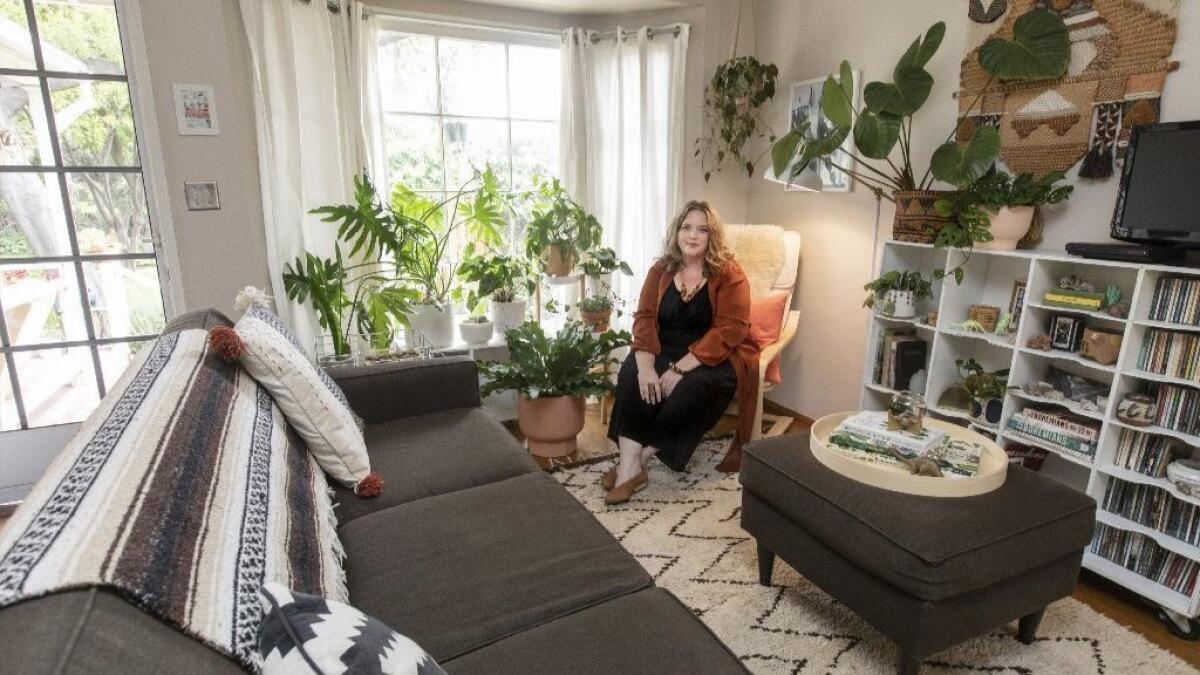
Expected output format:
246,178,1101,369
694,55,779,181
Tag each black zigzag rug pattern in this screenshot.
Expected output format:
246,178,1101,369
553,437,1194,675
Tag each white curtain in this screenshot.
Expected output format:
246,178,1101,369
560,24,689,301
239,0,384,351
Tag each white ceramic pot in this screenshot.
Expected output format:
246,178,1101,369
459,319,494,345
881,289,916,319
492,299,528,336
978,206,1035,251
408,303,455,348
585,273,613,298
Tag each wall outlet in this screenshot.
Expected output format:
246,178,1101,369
184,181,220,211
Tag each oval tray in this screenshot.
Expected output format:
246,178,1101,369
810,412,1008,498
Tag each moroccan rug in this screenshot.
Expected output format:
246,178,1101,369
553,436,1195,674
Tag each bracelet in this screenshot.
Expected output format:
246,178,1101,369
668,361,684,375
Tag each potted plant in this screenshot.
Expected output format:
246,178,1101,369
934,170,1074,251
863,270,933,319
694,55,779,182
479,321,630,457
523,177,602,277
578,294,614,332
459,312,494,345
956,357,1009,424
579,246,633,298
457,246,534,336
770,10,1070,248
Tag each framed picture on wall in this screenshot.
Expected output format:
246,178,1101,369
782,74,860,192
172,83,220,136
1009,280,1027,326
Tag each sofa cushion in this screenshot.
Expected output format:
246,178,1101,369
441,589,748,675
331,407,538,524
740,433,1096,601
341,472,652,661
0,589,242,675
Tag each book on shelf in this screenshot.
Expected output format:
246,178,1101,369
1150,275,1200,327
871,328,925,391
1018,408,1101,441
1153,383,1200,437
1042,289,1105,311
838,411,947,456
1114,428,1184,478
1091,522,1199,596
1004,413,1096,461
1138,328,1200,384
1102,477,1200,547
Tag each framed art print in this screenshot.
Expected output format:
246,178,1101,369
1009,280,1027,326
172,84,219,136
783,74,861,192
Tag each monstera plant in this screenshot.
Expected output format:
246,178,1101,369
770,9,1071,273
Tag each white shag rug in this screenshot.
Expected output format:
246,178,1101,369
552,437,1196,675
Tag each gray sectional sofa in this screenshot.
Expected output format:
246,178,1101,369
0,309,748,674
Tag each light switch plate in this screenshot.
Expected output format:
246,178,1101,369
184,181,221,211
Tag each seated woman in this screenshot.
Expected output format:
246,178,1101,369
602,200,760,505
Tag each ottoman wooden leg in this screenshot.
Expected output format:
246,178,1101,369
756,540,775,586
1017,608,1046,645
896,652,921,675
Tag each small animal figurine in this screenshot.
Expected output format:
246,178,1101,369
1060,275,1095,293
885,447,944,477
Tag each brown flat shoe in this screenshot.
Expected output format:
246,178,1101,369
604,470,648,505
600,466,618,491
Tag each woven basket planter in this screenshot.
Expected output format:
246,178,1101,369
892,189,956,243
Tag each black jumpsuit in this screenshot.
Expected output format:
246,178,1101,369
607,282,738,471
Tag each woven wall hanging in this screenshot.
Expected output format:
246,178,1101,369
957,0,1180,180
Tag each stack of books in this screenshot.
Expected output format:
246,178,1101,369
1042,288,1105,311
829,412,981,478
871,329,926,391
1138,328,1200,384
1114,428,1181,478
1004,408,1100,463
1091,523,1199,596
1154,383,1200,436
1102,478,1200,547
1149,275,1200,326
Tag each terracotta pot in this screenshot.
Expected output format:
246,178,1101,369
892,189,957,243
541,245,576,277
978,206,1035,250
579,308,612,332
517,394,585,457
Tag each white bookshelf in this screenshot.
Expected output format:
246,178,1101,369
860,241,1200,622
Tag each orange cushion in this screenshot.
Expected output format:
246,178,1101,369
748,292,789,385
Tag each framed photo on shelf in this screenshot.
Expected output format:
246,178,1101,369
1050,314,1084,351
172,83,219,136
1009,281,1027,326
781,74,861,192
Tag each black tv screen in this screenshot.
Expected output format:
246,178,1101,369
1111,121,1200,247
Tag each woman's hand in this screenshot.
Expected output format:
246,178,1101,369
637,366,663,404
659,370,683,398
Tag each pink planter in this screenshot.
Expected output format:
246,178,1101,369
517,394,585,457
978,206,1035,251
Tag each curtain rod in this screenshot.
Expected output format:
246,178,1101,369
363,4,563,36
587,24,684,43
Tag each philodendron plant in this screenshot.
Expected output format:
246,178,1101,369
770,8,1070,201
695,55,780,181
863,270,934,311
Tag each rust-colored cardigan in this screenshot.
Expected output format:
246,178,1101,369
631,259,759,450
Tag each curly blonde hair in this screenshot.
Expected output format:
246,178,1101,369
659,200,732,277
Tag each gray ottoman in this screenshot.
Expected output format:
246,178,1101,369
739,433,1096,675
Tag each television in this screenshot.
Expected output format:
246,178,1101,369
1110,120,1200,248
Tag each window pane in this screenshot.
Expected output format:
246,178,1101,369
378,32,436,113
82,259,164,339
0,0,37,70
12,346,99,426
0,75,56,166
68,172,152,254
443,117,508,189
33,0,125,76
1,364,19,430
509,45,559,121
511,120,558,191
50,78,138,166
1,262,87,345
438,38,506,117
0,171,72,257
386,114,443,191
98,338,148,392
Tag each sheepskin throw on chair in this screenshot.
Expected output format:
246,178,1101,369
957,0,1180,180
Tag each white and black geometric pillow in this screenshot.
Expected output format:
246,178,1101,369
258,583,446,675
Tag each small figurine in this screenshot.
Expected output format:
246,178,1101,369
887,391,927,435
994,313,1015,335
1060,275,1096,293
885,446,944,477
1104,284,1122,307
1027,334,1052,350
1106,302,1130,319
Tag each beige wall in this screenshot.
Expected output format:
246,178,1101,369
140,0,268,317
745,0,1200,419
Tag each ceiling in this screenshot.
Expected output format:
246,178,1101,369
462,0,699,16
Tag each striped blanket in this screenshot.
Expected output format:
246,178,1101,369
0,329,345,671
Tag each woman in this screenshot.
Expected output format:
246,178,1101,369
602,200,760,505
